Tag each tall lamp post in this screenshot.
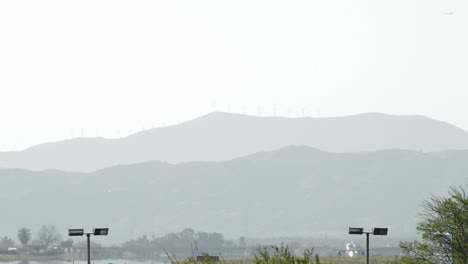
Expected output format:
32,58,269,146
349,227,388,264
69,228,109,264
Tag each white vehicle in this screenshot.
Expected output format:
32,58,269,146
337,242,364,257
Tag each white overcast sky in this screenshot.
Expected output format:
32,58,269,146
0,0,466,151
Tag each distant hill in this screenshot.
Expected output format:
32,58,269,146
1,146,467,242
1,112,468,172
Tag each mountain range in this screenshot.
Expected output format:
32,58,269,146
1,146,467,243
1,112,468,172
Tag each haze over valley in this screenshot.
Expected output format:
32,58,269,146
0,113,466,246
1,0,467,259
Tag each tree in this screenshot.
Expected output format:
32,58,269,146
398,186,468,264
179,228,195,243
122,235,152,258
17,227,31,247
0,236,15,249
60,239,74,249
196,231,224,249
35,224,62,250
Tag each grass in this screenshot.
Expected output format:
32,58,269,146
190,256,399,264
165,244,399,264
0,248,401,264
221,256,397,264
0,253,71,262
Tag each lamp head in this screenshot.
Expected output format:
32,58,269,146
68,229,84,236
93,228,109,236
372,228,388,236
349,227,364,235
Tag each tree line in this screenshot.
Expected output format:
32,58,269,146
0,226,245,259
2,185,466,263
0,224,65,253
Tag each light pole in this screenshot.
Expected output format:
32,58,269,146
349,227,388,264
69,228,109,264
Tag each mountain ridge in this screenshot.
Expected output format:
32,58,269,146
1,112,468,172
1,146,466,242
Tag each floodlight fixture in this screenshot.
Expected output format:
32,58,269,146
68,229,84,236
372,228,388,236
349,227,364,235
347,227,389,264
68,227,109,264
93,228,109,236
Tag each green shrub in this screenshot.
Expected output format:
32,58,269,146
253,243,316,264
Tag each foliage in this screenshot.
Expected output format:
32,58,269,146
253,243,315,264
118,228,229,260
197,231,224,249
165,243,317,264
396,186,468,264
35,224,62,250
152,228,226,250
60,238,74,249
0,236,15,249
122,235,152,259
17,227,31,247
164,243,221,264
0,254,21,262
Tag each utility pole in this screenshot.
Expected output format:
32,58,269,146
87,233,91,264
366,232,369,264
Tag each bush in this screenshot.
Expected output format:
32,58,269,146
254,243,316,264
166,243,318,264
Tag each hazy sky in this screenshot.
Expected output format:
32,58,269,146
0,0,466,151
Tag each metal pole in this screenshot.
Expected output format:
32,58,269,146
366,232,369,264
87,233,91,264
